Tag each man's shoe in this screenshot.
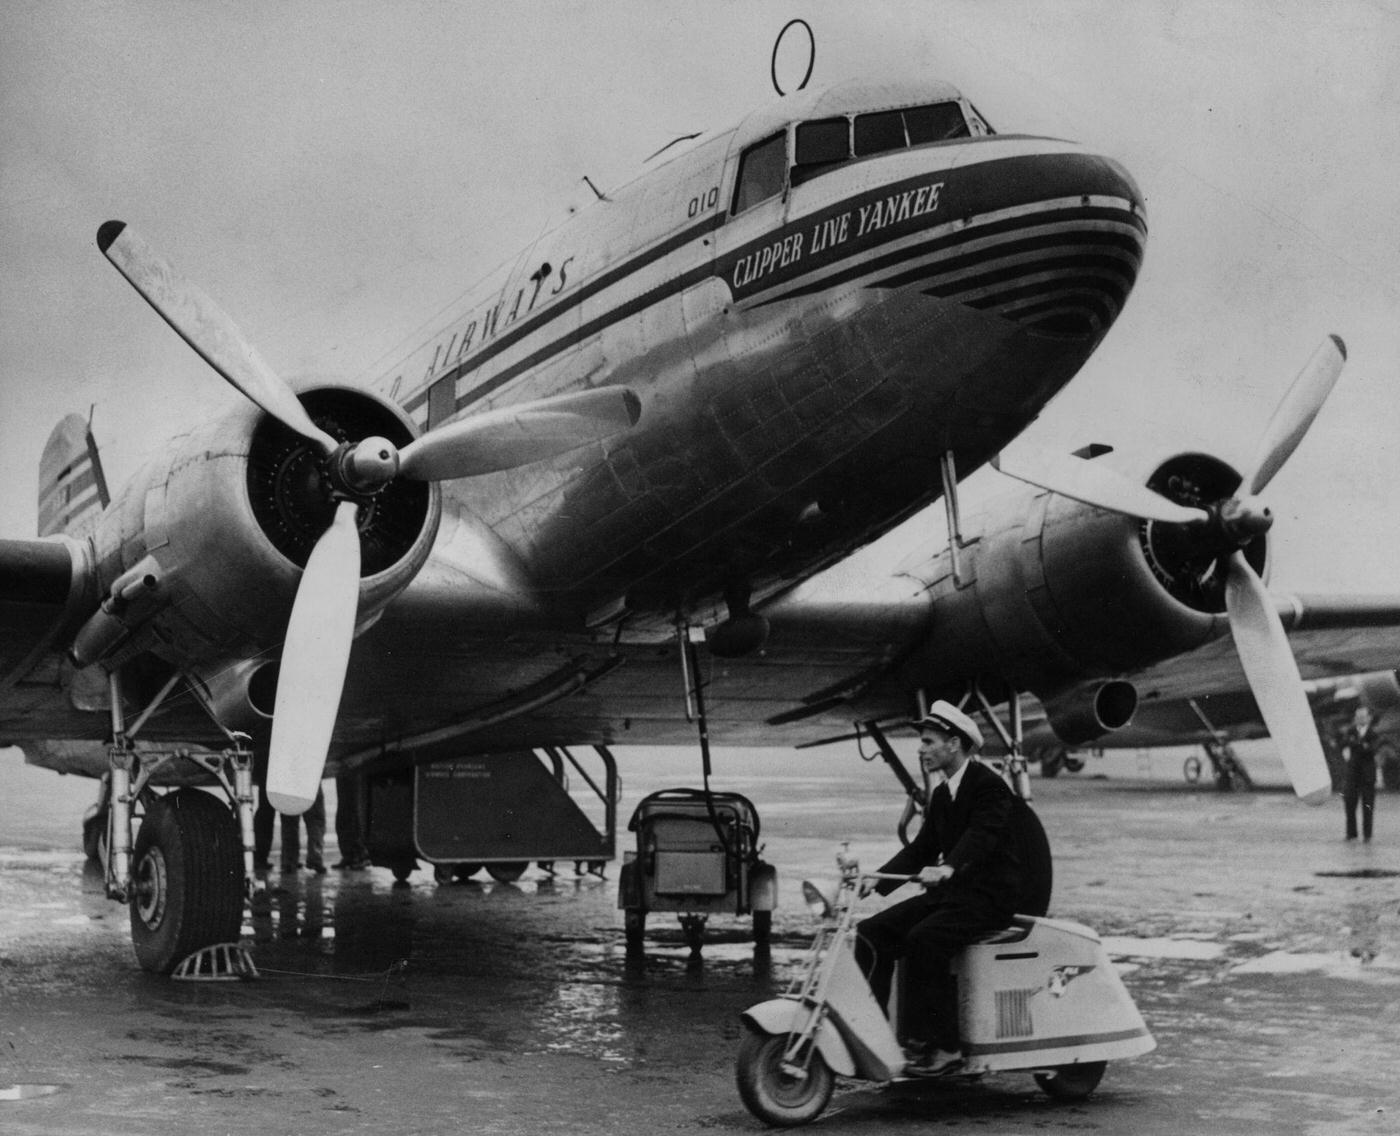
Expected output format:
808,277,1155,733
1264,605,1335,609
904,1048,964,1077
308,862,328,875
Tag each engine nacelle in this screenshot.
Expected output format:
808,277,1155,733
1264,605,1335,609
1041,680,1138,746
1351,670,1400,715
900,454,1264,743
87,384,441,680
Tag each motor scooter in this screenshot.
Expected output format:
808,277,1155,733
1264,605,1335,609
736,845,1155,1127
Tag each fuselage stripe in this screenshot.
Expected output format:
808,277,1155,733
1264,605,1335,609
403,213,726,414
404,157,1143,419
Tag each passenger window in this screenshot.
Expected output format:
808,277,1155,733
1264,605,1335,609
732,132,788,215
905,102,971,144
854,110,906,156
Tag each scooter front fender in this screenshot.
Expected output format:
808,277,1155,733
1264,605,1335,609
740,999,857,1077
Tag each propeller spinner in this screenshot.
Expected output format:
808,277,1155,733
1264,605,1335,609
993,335,1346,804
99,221,640,813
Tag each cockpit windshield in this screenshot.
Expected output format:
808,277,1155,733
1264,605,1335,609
734,100,991,211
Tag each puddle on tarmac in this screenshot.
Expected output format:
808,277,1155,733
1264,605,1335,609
0,1084,65,1101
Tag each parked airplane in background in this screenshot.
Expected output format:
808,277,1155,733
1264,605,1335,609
1016,669,1400,791
5,76,1400,973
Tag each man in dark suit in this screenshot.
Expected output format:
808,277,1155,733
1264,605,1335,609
855,700,1024,1077
1341,705,1380,841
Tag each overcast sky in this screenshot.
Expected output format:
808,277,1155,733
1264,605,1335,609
3,0,1398,593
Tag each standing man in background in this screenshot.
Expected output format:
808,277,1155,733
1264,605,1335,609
1341,705,1380,842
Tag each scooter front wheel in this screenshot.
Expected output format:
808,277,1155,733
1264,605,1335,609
1034,1060,1106,1100
736,1028,835,1127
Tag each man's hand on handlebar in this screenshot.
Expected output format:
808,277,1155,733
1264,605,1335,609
917,864,954,887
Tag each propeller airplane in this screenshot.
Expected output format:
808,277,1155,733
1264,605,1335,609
4,70,1400,975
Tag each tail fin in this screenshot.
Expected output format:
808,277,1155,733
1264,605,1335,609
37,413,110,538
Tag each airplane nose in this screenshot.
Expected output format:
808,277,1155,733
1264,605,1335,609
874,146,1148,339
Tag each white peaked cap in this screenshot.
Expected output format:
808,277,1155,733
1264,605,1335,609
914,700,983,750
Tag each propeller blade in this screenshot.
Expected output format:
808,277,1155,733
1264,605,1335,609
1242,334,1346,496
96,221,338,454
265,499,361,814
1224,551,1331,805
397,387,642,481
991,444,1210,524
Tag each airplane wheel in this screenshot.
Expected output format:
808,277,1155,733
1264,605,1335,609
1062,755,1085,773
82,805,108,863
486,861,527,883
1034,1060,1106,1101
129,790,242,975
1183,755,1203,783
736,1028,834,1127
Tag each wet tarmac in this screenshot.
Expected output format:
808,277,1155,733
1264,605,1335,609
2,746,1399,1134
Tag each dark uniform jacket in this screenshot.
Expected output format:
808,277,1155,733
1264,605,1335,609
872,760,1023,908
1341,726,1381,781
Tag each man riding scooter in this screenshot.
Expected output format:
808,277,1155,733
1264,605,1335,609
855,701,1025,1077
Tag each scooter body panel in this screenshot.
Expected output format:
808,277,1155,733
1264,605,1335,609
952,915,1155,1074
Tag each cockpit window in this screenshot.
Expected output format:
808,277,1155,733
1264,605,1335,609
854,110,907,157
793,117,850,186
732,131,787,215
905,102,971,144
854,101,973,157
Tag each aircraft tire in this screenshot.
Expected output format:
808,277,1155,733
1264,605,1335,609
82,806,108,863
736,1028,834,1127
1062,755,1086,774
1034,1060,1106,1100
129,789,243,975
486,861,528,883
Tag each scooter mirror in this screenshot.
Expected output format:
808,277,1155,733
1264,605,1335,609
801,879,836,919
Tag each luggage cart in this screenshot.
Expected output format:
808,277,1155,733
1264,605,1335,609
617,787,776,955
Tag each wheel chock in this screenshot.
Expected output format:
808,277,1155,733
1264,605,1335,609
172,942,259,981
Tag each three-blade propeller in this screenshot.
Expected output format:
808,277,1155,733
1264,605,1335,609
993,335,1347,804
99,221,640,813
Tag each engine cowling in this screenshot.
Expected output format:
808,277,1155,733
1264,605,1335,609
900,453,1265,744
86,384,440,678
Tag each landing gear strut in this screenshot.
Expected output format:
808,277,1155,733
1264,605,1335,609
102,669,259,974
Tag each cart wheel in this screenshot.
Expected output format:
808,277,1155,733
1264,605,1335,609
624,909,645,951
454,863,482,881
391,862,414,883
753,909,772,947
1035,1061,1106,1101
736,1028,834,1127
680,913,707,955
433,864,454,884
486,861,527,883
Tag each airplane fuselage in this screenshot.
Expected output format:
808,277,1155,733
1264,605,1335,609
378,79,1146,626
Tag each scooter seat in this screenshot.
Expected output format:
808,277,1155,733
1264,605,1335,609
971,916,1034,945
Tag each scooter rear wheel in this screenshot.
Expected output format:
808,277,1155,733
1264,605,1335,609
1034,1060,1106,1100
736,1028,834,1127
